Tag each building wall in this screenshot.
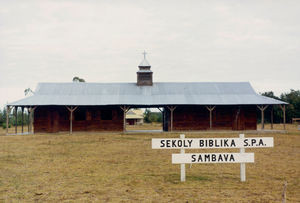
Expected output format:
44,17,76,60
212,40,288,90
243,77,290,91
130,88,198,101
170,105,257,131
34,105,257,133
34,106,123,133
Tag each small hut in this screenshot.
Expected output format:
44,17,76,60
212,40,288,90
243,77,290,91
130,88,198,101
126,109,144,125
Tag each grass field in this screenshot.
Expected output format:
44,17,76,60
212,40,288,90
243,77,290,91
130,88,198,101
0,124,299,202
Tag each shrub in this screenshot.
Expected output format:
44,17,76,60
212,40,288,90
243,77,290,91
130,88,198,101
2,123,11,129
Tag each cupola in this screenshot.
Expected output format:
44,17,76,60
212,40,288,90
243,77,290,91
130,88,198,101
137,51,153,86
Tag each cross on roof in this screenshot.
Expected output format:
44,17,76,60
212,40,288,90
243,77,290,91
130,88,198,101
142,50,147,59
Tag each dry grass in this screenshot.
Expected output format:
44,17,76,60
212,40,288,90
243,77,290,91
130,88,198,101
0,124,299,202
126,123,162,131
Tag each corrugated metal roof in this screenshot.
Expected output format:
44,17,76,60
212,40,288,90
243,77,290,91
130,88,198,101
8,82,287,106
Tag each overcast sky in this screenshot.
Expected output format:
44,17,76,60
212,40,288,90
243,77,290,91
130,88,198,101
0,0,299,108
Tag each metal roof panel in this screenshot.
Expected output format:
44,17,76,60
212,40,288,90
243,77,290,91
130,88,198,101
8,82,287,106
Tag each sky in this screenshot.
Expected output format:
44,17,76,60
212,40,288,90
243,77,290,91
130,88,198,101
0,0,299,108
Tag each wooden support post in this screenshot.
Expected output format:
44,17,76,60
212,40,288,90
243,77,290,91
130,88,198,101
66,106,78,134
27,107,30,132
206,106,216,129
6,106,11,135
28,107,37,134
28,107,31,133
15,106,18,134
120,106,130,133
167,106,177,132
280,105,286,130
21,107,24,134
271,106,274,130
257,105,268,130
157,107,164,131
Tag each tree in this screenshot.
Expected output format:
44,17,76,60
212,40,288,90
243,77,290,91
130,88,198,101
144,109,162,123
280,89,300,122
72,77,85,82
24,88,34,96
144,109,151,123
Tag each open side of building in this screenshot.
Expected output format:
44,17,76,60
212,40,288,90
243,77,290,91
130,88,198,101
6,55,287,134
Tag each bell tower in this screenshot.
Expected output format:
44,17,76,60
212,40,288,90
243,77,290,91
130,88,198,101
137,51,153,86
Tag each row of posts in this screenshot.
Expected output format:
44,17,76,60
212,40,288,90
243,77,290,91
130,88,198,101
120,105,287,132
5,106,36,135
166,105,286,131
6,104,287,135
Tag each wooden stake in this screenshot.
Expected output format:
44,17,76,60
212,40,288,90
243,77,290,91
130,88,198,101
282,181,287,203
66,106,78,134
120,106,130,133
257,105,268,130
167,106,177,132
206,106,216,129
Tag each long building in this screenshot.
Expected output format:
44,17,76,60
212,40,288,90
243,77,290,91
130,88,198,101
7,55,287,134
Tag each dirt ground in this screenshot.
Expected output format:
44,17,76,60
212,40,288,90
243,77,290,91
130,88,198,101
0,124,299,202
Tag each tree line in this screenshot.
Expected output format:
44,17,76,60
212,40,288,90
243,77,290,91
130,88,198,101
260,89,300,123
0,109,30,129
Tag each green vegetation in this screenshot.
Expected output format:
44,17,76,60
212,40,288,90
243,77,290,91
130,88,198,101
261,89,300,123
72,76,86,82
24,88,34,96
0,108,29,129
144,109,162,123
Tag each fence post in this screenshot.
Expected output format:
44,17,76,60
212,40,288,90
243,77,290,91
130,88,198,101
180,134,186,182
240,134,246,182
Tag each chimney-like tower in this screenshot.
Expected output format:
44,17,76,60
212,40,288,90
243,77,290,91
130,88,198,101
137,51,153,86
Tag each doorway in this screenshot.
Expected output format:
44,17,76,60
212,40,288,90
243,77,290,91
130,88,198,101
125,107,164,132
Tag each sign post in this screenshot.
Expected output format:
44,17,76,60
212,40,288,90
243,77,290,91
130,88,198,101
240,134,246,182
152,134,274,182
180,134,185,182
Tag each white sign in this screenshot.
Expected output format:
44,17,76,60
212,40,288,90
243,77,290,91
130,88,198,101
172,153,254,164
152,137,273,149
151,134,274,182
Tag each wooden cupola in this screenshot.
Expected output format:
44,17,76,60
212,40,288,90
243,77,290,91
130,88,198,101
137,51,153,86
